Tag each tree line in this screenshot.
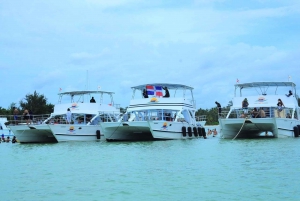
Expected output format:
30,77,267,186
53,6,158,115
0,91,54,116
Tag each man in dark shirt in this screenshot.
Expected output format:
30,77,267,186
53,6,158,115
163,87,170,98
215,101,221,116
90,97,96,103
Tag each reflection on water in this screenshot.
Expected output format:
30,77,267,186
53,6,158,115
2,137,300,200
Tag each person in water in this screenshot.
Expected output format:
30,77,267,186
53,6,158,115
12,136,17,143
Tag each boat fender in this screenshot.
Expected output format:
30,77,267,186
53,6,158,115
182,126,187,137
96,130,101,139
187,127,192,137
297,125,300,137
201,127,207,139
193,127,198,137
294,126,299,137
197,127,202,137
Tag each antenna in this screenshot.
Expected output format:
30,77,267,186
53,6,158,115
86,70,89,90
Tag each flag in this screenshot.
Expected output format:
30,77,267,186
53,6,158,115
146,85,163,97
236,79,239,83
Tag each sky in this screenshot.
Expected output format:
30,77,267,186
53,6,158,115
1,0,300,110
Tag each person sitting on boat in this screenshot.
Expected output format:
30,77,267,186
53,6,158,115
242,98,249,115
286,90,293,97
286,113,291,118
163,87,170,98
258,108,266,118
23,109,30,125
1,134,5,142
6,136,10,143
277,99,285,118
251,107,259,118
90,97,96,103
142,89,148,98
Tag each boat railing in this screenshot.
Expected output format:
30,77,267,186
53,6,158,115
195,115,206,122
114,113,205,123
2,114,51,126
220,107,296,119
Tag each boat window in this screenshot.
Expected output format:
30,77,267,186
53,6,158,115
182,110,191,123
294,110,298,119
122,109,179,121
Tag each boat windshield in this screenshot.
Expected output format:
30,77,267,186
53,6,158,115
119,109,180,122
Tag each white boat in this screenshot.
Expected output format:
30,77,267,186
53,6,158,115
0,117,14,138
48,90,120,142
219,82,300,139
101,83,206,141
8,114,56,143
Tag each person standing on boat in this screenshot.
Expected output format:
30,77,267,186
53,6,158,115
142,89,148,98
242,98,249,116
215,101,221,116
23,109,30,125
163,87,170,97
66,108,72,124
13,107,19,125
277,99,285,118
29,109,33,124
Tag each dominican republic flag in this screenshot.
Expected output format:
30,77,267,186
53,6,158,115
146,85,163,97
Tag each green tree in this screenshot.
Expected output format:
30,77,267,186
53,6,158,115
0,103,20,115
19,91,54,114
196,107,219,125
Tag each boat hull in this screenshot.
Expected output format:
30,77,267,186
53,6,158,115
48,124,105,142
102,121,154,141
149,121,205,140
9,124,57,143
219,118,300,139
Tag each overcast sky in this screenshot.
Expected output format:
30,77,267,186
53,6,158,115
1,0,299,110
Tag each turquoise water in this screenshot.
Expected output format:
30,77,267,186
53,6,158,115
2,137,300,201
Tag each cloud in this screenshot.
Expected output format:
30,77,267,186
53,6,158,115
0,0,299,109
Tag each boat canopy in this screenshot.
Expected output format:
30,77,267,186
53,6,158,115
234,82,297,97
58,90,114,96
57,90,115,104
131,83,194,100
132,83,193,91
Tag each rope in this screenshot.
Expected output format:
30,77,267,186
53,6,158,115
232,117,248,140
105,120,123,140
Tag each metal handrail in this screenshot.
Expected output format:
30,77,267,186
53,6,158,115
219,107,297,119
1,114,51,126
